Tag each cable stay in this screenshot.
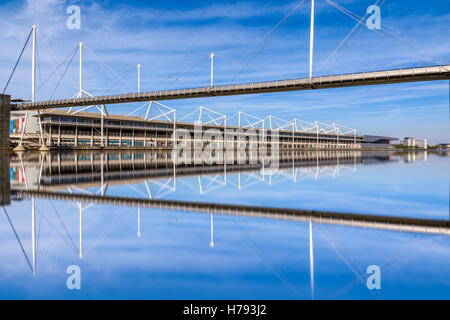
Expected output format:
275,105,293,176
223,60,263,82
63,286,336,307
83,44,132,93
162,55,210,90
323,0,449,72
103,65,138,94
2,207,34,273
2,27,33,94
229,0,308,84
36,45,78,94
37,28,78,96
49,47,79,100
317,0,385,74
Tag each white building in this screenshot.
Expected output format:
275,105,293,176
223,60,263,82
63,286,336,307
401,137,427,149
416,139,428,149
402,137,415,147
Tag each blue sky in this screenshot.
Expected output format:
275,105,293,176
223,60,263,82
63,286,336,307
0,0,449,143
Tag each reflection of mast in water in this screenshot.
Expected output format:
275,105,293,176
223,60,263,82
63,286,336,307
78,202,83,259
210,214,214,248
137,207,141,237
309,217,314,300
31,196,36,275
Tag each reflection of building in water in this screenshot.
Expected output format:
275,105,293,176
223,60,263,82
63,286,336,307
401,151,428,163
9,150,374,192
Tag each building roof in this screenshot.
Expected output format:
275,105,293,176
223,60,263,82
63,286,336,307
363,135,398,142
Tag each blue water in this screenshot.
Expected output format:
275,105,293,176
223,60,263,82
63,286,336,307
1,151,449,299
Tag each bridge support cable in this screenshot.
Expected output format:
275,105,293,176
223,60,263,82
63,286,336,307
309,0,315,79
325,0,449,70
327,0,448,67
230,0,308,84
37,28,79,95
49,46,79,100
35,46,78,95
163,55,210,90
2,27,33,94
83,44,132,93
317,0,385,75
103,65,138,95
2,207,34,273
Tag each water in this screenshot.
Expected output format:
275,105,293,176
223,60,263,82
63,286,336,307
1,150,449,299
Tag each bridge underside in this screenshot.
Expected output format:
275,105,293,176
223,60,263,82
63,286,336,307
13,65,450,110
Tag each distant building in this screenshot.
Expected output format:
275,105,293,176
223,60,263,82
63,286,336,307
362,135,398,149
402,137,415,147
437,143,449,149
415,139,428,149
401,137,427,149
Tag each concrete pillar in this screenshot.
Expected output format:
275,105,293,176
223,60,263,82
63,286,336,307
144,129,147,148
58,125,61,146
75,126,78,146
48,124,52,146
0,94,11,150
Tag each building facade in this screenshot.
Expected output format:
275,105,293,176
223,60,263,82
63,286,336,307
10,110,363,150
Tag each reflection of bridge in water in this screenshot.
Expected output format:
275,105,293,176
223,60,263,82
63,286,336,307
8,150,449,237
3,150,449,278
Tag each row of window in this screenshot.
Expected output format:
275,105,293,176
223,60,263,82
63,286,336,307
43,116,170,128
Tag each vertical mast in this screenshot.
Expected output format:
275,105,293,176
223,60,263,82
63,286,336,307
209,53,215,87
31,25,36,102
137,64,141,93
309,0,315,79
79,41,83,97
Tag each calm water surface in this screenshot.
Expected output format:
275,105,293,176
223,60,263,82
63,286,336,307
1,150,449,299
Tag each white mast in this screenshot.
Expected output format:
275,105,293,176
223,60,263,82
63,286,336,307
309,0,315,79
137,64,141,93
79,41,83,97
17,25,37,148
32,25,36,102
209,53,215,87
137,207,141,237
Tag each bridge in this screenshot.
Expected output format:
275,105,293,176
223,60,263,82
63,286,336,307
9,150,448,237
12,65,450,111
